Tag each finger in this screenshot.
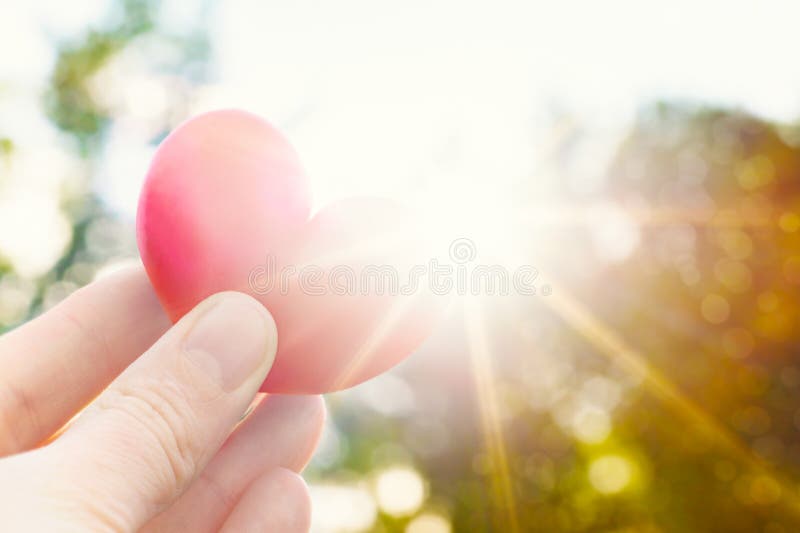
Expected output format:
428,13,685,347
0,266,170,455
44,292,277,532
142,394,324,533
220,468,312,533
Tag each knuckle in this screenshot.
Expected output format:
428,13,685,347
269,469,312,531
95,377,202,497
46,490,131,533
55,298,113,363
197,470,237,510
278,469,312,510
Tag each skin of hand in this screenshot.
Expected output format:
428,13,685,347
0,267,326,532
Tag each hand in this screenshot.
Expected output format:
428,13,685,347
0,267,325,532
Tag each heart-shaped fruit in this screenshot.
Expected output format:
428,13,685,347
137,110,444,393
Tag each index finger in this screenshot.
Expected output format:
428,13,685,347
0,266,170,455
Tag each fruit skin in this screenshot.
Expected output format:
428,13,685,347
137,109,443,393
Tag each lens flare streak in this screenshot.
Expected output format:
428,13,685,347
464,299,520,533
542,276,800,518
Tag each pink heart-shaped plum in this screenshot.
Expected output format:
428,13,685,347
137,110,444,393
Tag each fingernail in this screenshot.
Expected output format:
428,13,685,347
183,293,275,391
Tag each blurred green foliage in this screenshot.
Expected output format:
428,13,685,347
0,0,207,331
45,0,157,152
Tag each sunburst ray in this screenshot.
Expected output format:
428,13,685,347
542,276,800,517
463,298,521,533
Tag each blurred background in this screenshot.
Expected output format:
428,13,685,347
3,1,800,531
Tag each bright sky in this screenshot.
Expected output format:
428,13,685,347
1,0,799,274
215,0,800,122
208,0,800,206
